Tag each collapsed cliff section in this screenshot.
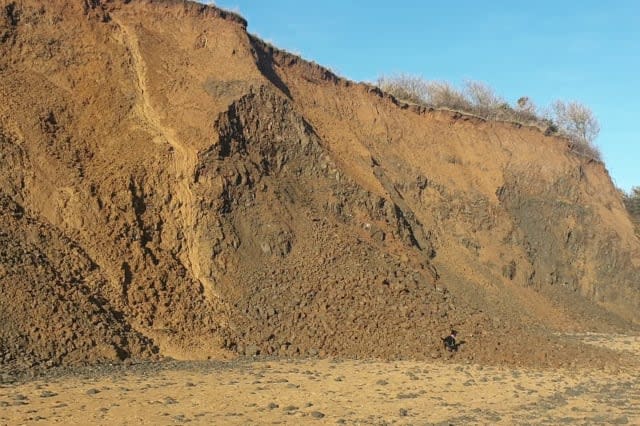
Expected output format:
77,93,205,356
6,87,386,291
195,86,466,359
0,0,638,372
264,38,640,331
186,85,621,368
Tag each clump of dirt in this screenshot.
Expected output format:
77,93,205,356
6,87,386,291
1,0,639,373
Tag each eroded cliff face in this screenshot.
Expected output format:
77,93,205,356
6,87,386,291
1,0,638,371
267,48,640,328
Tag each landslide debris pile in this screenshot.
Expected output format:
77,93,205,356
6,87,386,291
1,0,639,371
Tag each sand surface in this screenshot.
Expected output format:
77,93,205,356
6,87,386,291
2,334,638,425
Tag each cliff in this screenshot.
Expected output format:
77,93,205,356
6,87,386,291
1,0,638,371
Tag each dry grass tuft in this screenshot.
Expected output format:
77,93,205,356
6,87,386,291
377,74,602,161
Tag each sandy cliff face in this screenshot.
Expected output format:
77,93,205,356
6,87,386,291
268,48,640,326
1,0,638,370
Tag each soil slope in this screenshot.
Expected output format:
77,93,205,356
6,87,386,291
1,0,639,371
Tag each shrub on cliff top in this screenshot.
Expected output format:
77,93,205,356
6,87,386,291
376,74,429,105
622,187,640,237
624,187,640,222
376,74,602,161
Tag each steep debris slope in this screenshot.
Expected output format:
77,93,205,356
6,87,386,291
266,46,640,329
0,193,157,367
197,87,479,360
0,0,638,371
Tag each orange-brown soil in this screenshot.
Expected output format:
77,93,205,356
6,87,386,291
1,0,639,374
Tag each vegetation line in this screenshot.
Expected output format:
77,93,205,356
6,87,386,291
623,188,640,235
376,74,602,161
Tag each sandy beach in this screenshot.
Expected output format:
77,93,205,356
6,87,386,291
2,333,638,425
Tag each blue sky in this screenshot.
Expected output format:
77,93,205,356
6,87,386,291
213,0,639,192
